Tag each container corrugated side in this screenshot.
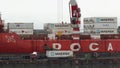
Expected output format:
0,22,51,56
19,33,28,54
94,23,117,29
44,23,72,29
9,29,33,35
84,17,117,23
8,23,33,29
95,28,117,34
46,51,73,57
93,17,117,23
52,28,73,35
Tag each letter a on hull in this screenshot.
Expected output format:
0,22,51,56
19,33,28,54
108,43,113,51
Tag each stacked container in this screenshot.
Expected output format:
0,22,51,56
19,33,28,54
84,17,117,34
44,23,73,35
8,23,33,35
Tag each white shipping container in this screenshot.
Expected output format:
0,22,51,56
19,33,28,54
95,29,117,34
46,51,73,57
8,23,33,29
48,34,56,40
84,24,94,29
84,17,117,23
93,17,117,23
94,23,117,29
44,23,72,29
91,34,100,39
54,23,71,29
9,29,33,35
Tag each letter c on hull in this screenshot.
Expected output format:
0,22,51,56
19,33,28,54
89,43,99,51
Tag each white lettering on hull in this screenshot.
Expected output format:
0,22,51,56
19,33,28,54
53,43,61,50
89,43,99,51
52,42,114,52
70,43,80,51
107,43,113,51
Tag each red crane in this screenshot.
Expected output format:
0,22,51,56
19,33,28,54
69,0,81,39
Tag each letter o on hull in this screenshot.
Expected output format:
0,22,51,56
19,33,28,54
70,43,80,51
53,43,61,50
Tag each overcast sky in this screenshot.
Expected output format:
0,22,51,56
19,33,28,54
0,0,120,29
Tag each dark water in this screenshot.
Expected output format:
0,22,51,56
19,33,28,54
0,60,120,68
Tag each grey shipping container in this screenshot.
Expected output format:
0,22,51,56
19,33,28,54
8,23,33,29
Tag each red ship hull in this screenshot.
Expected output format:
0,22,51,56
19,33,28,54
0,33,119,54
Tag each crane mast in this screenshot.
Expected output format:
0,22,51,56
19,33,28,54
69,0,81,39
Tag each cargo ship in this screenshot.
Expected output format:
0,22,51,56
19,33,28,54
0,0,120,67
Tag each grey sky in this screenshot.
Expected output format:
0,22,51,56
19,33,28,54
0,0,120,29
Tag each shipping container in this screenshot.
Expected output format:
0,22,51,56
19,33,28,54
94,23,117,29
8,23,33,29
94,29,117,34
94,17,117,23
84,17,117,34
52,28,73,35
44,23,72,29
44,23,73,35
84,17,117,23
33,29,49,35
48,34,56,40
9,29,33,35
84,23,117,29
46,51,73,57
